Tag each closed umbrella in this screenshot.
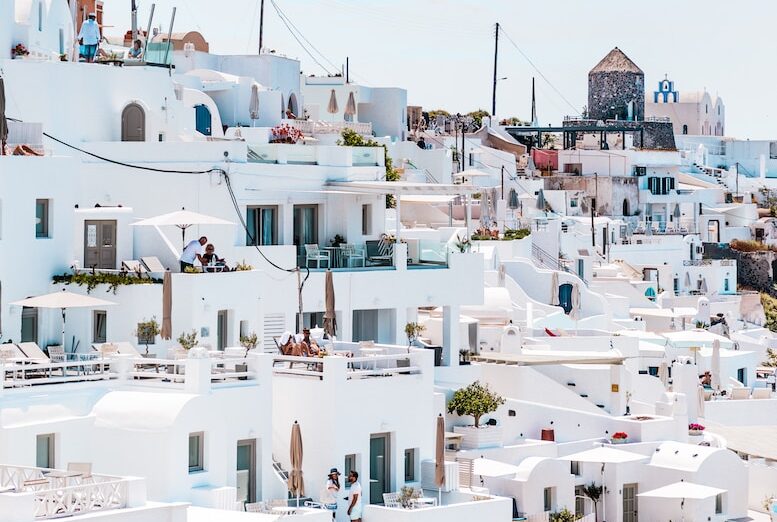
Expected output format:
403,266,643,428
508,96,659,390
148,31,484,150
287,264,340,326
711,339,721,393
0,77,7,155
569,283,581,322
327,89,338,120
288,421,305,506
323,270,337,340
684,272,691,292
344,91,356,121
658,361,669,388
435,415,446,505
674,204,681,220
161,271,172,340
12,289,116,351
700,277,708,295
550,272,560,306
508,189,518,210
249,84,260,125
536,189,546,212
697,385,705,419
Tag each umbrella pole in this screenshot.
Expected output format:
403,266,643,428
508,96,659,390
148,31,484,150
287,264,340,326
61,308,66,351
438,487,441,506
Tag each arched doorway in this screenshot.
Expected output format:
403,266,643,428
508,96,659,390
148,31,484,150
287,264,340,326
622,198,630,217
287,93,298,118
194,104,212,136
121,103,145,142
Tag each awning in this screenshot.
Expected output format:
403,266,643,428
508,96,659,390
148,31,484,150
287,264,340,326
400,195,457,203
326,181,480,196
558,446,648,464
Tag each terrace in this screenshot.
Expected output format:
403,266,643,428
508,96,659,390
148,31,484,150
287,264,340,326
0,464,147,520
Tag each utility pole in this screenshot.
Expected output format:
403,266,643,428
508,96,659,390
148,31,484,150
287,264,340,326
258,0,265,54
735,162,740,196
131,0,138,42
501,165,505,200
346,56,349,83
592,172,598,248
491,22,500,118
531,77,537,126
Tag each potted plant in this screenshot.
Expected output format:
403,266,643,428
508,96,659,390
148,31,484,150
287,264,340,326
454,234,471,253
688,423,705,436
448,381,506,449
330,234,346,248
550,508,578,522
240,332,259,356
397,486,422,509
610,432,628,444
12,43,29,59
404,322,425,352
134,317,161,356
177,330,199,351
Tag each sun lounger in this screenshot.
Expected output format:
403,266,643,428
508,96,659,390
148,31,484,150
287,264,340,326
17,342,51,363
730,387,750,400
141,256,167,274
752,388,771,399
121,260,146,275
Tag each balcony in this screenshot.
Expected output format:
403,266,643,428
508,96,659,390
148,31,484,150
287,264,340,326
297,241,450,272
286,119,372,136
0,464,145,520
247,143,382,167
363,490,512,522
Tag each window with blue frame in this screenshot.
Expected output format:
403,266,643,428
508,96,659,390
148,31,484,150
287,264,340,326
246,206,278,246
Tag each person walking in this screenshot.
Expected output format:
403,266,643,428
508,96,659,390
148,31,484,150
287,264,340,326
346,470,362,522
321,468,340,519
180,236,207,272
78,13,101,63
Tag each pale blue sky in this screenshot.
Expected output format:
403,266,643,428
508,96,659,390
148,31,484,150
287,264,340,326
105,0,777,138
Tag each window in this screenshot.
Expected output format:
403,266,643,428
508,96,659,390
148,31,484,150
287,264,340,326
673,277,679,293
189,432,204,472
634,166,647,176
362,204,372,235
715,493,723,514
293,205,319,253
724,278,730,293
247,206,278,246
574,485,585,516
648,366,659,376
682,124,688,135
570,461,580,476
21,306,38,343
36,434,55,468
58,29,64,54
297,312,325,330
570,199,578,208
35,199,50,238
344,454,357,487
543,487,554,512
737,368,747,386
404,449,417,482
93,311,107,343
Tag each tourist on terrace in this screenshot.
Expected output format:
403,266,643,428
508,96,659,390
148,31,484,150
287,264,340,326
346,470,362,522
321,468,340,519
201,243,228,272
416,137,426,149
301,328,320,355
78,13,101,63
700,371,712,387
180,236,207,272
128,39,143,60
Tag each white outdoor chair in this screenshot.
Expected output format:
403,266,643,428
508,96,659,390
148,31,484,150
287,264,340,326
17,342,50,363
304,244,330,268
121,260,146,275
245,502,266,513
47,345,67,363
140,256,167,274
730,387,750,400
383,492,401,508
67,462,93,480
341,243,365,268
752,388,771,399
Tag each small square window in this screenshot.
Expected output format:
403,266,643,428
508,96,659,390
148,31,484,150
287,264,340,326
36,433,55,469
189,432,204,473
344,454,357,488
93,311,107,343
362,204,372,236
570,461,580,476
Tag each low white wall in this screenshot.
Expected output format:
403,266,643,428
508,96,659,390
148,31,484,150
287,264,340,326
705,398,777,426
363,495,512,522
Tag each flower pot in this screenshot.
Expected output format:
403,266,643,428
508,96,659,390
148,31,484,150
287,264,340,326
688,430,703,437
610,438,627,445
453,425,503,449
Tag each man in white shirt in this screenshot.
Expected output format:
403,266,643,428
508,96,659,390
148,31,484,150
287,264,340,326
180,236,207,272
346,471,362,521
78,13,101,63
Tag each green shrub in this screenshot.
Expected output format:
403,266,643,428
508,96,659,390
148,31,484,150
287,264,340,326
447,381,505,428
53,272,159,294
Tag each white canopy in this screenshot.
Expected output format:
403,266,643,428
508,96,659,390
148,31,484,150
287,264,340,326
638,482,725,500
663,329,734,348
131,210,234,228
474,350,626,366
12,289,115,309
472,458,522,478
559,446,648,464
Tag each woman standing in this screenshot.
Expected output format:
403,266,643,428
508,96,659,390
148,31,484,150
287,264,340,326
321,468,341,519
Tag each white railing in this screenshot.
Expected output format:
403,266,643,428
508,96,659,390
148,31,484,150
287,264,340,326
272,345,425,380
287,120,372,136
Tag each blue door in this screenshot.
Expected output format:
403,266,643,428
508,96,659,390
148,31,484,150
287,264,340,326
558,283,573,314
195,104,212,136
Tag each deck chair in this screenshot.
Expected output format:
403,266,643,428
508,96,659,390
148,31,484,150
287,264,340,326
730,387,750,400
47,345,67,363
0,344,25,361
245,502,266,513
365,240,393,266
121,260,147,276
752,388,771,399
17,342,50,363
141,256,166,274
112,342,144,357
383,492,401,508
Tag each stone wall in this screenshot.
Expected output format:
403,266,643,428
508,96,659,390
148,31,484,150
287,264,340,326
704,242,777,295
588,71,645,121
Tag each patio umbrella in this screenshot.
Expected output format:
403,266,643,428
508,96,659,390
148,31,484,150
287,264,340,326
323,270,337,340
550,272,560,306
508,189,518,210
249,84,260,125
658,361,669,388
711,339,721,393
684,272,691,292
130,209,234,248
344,91,356,120
288,421,305,506
700,277,708,295
435,414,446,505
638,482,725,522
560,446,648,522
536,189,546,212
697,385,705,419
11,289,116,351
0,77,7,155
327,89,338,120
674,204,681,220
161,271,172,340
569,283,581,322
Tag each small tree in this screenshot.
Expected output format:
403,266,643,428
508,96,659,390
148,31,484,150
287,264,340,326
582,483,603,522
447,381,505,428
550,508,579,522
404,322,425,351
177,330,199,351
240,332,259,357
134,317,161,355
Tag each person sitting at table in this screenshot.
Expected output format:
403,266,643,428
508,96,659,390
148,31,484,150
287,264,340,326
128,39,143,60
301,328,320,355
700,371,712,387
201,243,228,271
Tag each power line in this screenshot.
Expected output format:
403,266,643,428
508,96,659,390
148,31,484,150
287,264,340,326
500,27,581,117
269,0,334,75
271,0,341,73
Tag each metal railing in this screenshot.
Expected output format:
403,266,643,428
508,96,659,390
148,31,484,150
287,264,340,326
287,120,372,136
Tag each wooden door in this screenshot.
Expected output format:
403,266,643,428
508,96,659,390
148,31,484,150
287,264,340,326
84,220,117,269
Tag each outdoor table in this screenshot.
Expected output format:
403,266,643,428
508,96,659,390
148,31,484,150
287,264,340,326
322,247,343,268
45,470,82,487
